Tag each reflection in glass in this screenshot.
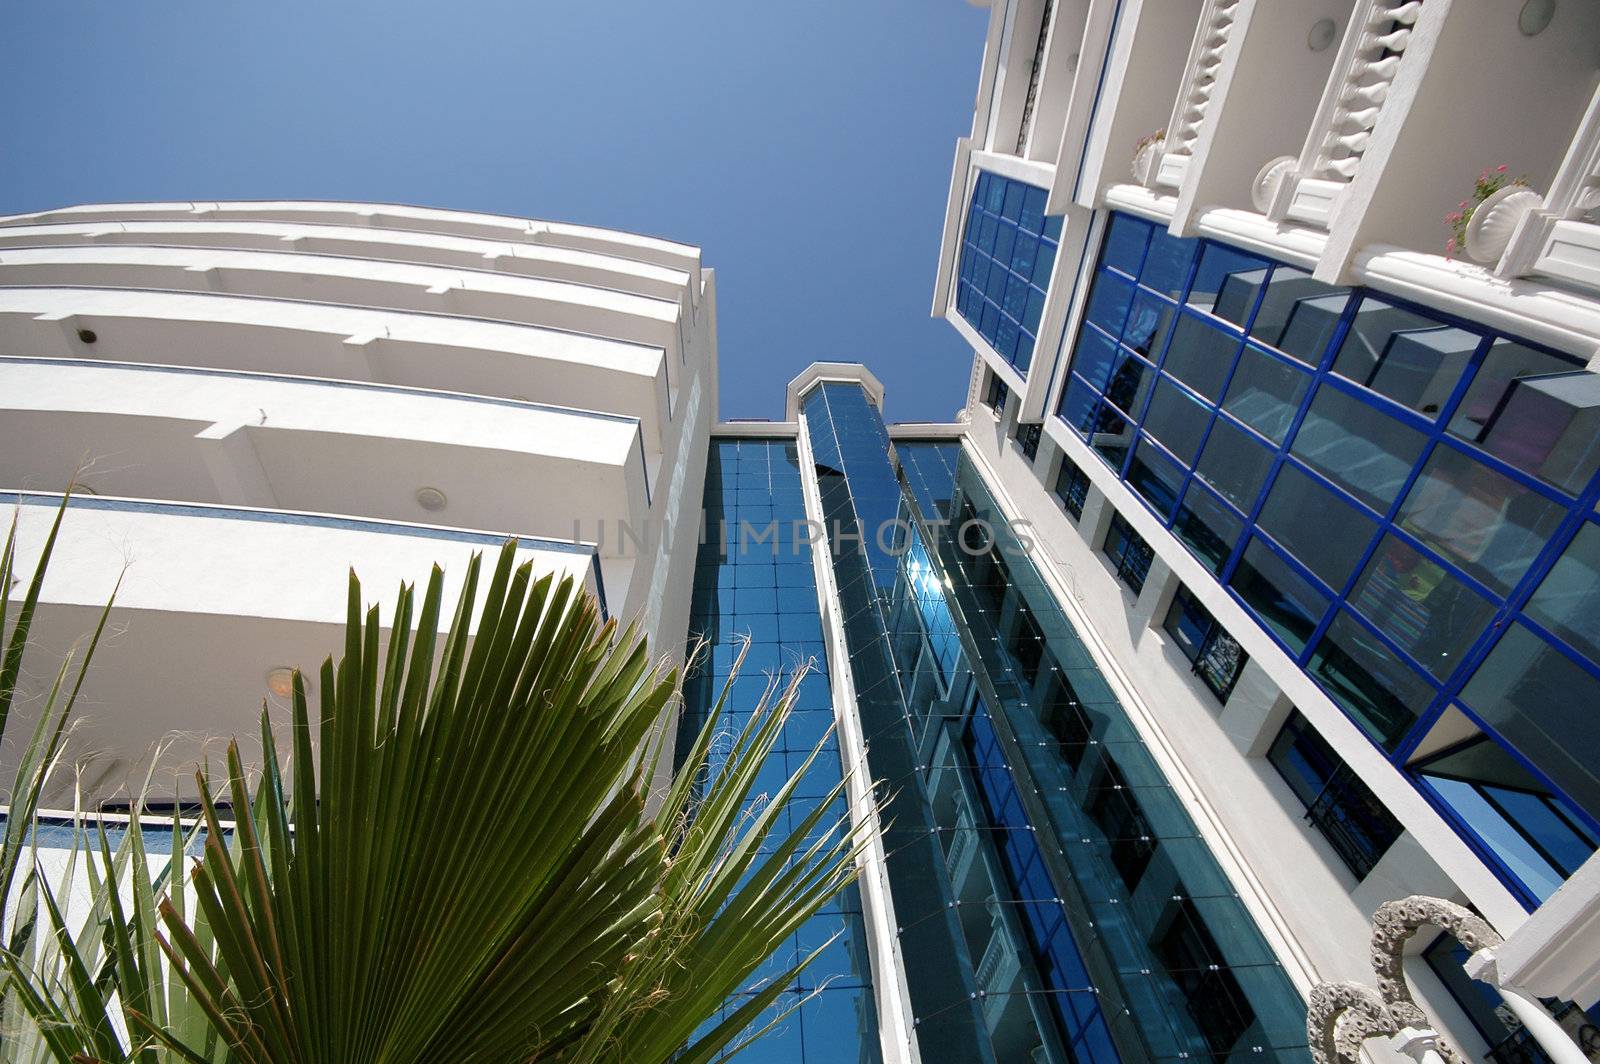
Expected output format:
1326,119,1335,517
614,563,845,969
1195,416,1275,511
1414,731,1598,904
1349,535,1496,681
1524,521,1600,661
1223,345,1310,444
1332,297,1478,416
1257,464,1377,591
1173,483,1244,575
1230,538,1331,654
1308,611,1431,750
1249,267,1350,365
1122,290,1177,359
1187,244,1269,328
1142,376,1213,464
1461,623,1600,833
1126,439,1185,518
1398,445,1566,597
1163,312,1243,401
1268,710,1402,879
1290,383,1427,512
1448,339,1600,495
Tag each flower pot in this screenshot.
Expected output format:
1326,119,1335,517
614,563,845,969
1131,142,1162,187
1464,185,1542,264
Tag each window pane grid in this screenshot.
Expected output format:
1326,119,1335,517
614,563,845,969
957,170,1059,376
1048,211,1600,903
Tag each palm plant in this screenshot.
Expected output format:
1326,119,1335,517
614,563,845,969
1,527,867,1063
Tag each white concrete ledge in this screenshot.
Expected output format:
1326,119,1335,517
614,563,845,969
0,357,651,541
0,200,703,281
3,491,601,803
0,223,689,305
0,287,672,447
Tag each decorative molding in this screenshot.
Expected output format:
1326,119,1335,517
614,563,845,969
1307,895,1503,1064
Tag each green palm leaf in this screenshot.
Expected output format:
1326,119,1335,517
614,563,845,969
145,540,868,1063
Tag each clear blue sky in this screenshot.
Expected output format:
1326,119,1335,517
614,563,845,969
0,1,989,423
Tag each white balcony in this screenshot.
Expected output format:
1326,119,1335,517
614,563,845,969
3,491,600,805
0,200,704,286
0,286,675,449
0,220,691,306
0,357,653,546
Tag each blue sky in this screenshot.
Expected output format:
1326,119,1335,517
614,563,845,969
0,1,988,423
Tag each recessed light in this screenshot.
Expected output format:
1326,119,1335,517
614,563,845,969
415,486,448,512
75,328,98,344
1308,17,1338,51
265,667,297,699
1520,0,1556,36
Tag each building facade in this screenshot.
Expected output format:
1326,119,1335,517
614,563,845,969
6,1,1600,1061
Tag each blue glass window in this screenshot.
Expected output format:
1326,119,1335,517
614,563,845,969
1348,535,1496,681
957,171,1059,376
1290,383,1427,512
1222,344,1310,444
1524,521,1600,661
1123,291,1177,359
1194,418,1275,512
1163,312,1242,402
1187,244,1269,328
1461,623,1600,831
1308,611,1431,749
1126,438,1184,518
1231,537,1330,654
1249,268,1350,364
1163,584,1249,701
1257,464,1377,591
1173,482,1243,575
1142,377,1213,465
1448,338,1600,495
1397,445,1566,597
1414,732,1598,905
1333,297,1479,417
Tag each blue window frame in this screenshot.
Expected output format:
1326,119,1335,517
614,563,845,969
1268,710,1403,879
1163,585,1248,702
1413,732,1598,905
1049,210,1600,907
956,171,1060,376
1103,511,1153,594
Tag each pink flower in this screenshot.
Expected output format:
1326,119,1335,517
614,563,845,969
1460,200,1470,208
1497,164,1508,172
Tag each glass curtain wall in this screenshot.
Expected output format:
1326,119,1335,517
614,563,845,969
681,437,881,1063
800,381,1312,1063
1054,210,1600,906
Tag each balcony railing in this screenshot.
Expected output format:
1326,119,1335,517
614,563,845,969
1153,0,1241,191
1266,0,1422,227
1303,766,1404,880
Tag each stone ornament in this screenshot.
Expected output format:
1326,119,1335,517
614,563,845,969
1307,895,1504,1064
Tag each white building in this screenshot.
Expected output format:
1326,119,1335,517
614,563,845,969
0,200,716,808
5,3,1600,1060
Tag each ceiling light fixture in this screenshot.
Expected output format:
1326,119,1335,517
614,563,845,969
1520,0,1556,36
415,486,448,512
1308,18,1338,51
76,328,98,344
265,667,297,699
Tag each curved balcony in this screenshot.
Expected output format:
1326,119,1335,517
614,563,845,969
3,491,601,805
0,356,654,544
0,286,674,447
0,200,703,282
0,220,690,305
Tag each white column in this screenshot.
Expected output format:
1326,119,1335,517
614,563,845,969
1466,948,1590,1064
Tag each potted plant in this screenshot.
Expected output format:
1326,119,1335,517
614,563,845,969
1131,129,1165,187
1447,164,1542,264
